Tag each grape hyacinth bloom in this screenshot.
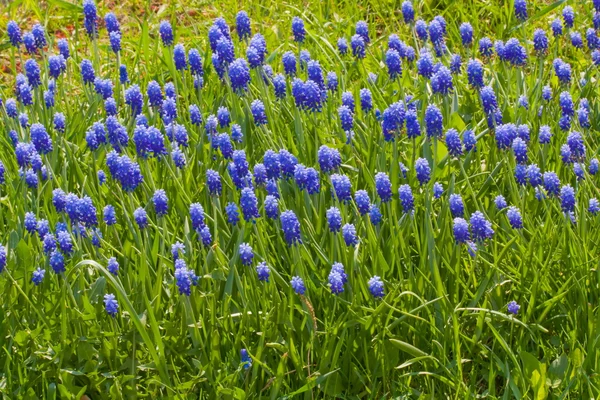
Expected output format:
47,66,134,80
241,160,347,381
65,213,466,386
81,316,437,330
23,32,37,54
107,257,119,275
291,17,305,43
368,276,384,298
479,37,494,57
104,294,119,317
240,188,260,222
507,207,523,229
264,195,279,219
495,195,507,210
433,182,444,199
239,243,254,266
589,199,600,215
250,100,267,126
375,172,392,202
351,34,366,58
153,189,169,216
589,159,599,175
354,190,371,215
425,105,443,138
431,66,453,95
229,58,251,93
415,158,431,185
7,21,22,47
398,184,414,213
470,211,494,242
338,105,353,132
415,20,428,41
369,204,382,225
236,11,251,40
459,22,473,46
533,29,548,55
280,210,301,246
331,174,352,202
159,21,174,46
445,129,463,157
560,185,575,213
81,59,95,84
326,207,342,232
562,6,574,28
449,194,465,217
134,207,148,229
453,218,470,243
291,276,306,295
514,0,527,21
386,49,402,80
507,300,520,315
512,137,528,164
337,38,348,55
32,267,45,285
56,231,73,255
256,262,270,282
450,54,462,74
225,202,239,225
401,1,414,23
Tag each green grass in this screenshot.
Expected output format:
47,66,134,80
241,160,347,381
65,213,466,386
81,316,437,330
1,0,600,398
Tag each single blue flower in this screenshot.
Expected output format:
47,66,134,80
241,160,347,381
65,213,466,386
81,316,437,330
326,207,342,233
256,262,270,282
459,22,473,46
225,202,240,226
368,276,384,298
291,275,306,294
470,211,494,242
507,206,523,229
291,17,305,43
239,243,254,266
495,195,507,210
133,207,148,229
507,300,520,315
398,184,414,213
280,210,301,245
453,217,470,243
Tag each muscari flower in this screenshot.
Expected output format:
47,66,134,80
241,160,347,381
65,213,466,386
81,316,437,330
507,300,520,315
225,202,240,226
470,211,494,242
425,104,443,138
239,243,254,266
589,198,600,215
514,0,527,20
398,184,414,213
415,19,428,41
495,195,507,210
291,17,305,43
280,210,301,245
326,207,342,233
479,37,494,57
351,34,365,58
386,49,402,80
415,158,431,185
453,217,470,243
507,206,523,229
159,21,174,46
562,6,574,28
331,174,352,203
368,276,384,298
291,275,306,294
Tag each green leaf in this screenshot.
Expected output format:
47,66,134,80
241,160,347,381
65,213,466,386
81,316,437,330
520,351,547,399
389,338,428,358
548,353,568,388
